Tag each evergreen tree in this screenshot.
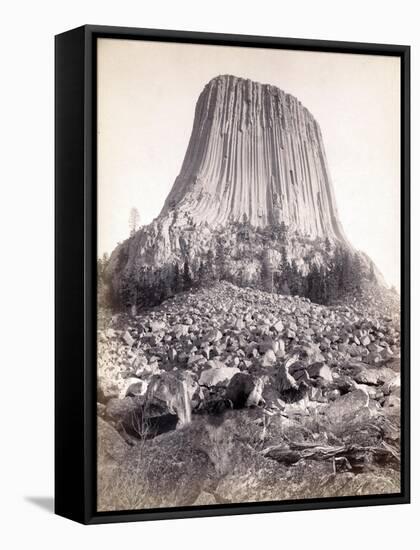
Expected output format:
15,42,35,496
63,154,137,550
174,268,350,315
351,253,363,292
173,263,182,294
280,278,291,295
289,259,301,296
325,258,339,304
204,249,215,284
97,253,110,305
140,268,154,307
153,268,164,303
307,264,322,303
215,241,227,281
325,237,331,253
98,253,113,307
278,221,287,242
197,260,206,287
338,248,351,290
319,266,328,304
97,252,109,281
118,273,135,309
160,266,173,301
261,249,272,292
128,207,140,236
182,258,193,291
278,247,292,295
300,269,309,298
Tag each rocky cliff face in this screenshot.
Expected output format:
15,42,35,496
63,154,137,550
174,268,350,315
161,75,347,242
107,75,368,300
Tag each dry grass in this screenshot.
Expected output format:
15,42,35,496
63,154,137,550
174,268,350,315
97,403,400,511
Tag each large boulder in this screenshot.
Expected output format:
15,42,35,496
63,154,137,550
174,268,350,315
123,330,135,346
203,328,223,344
121,377,148,398
149,320,166,332
179,371,204,410
347,363,398,386
261,349,277,366
172,324,190,339
297,342,324,363
275,360,308,403
307,362,333,384
97,376,120,403
198,361,240,387
145,373,192,426
225,373,264,408
97,417,129,464
325,389,370,426
105,396,145,438
272,319,284,333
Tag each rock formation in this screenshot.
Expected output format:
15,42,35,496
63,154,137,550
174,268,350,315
106,75,380,303
161,75,347,241
98,77,399,511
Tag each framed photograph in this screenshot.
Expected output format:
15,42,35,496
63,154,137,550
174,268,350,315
55,25,410,524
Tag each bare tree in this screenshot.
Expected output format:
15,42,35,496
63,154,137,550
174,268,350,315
129,207,140,236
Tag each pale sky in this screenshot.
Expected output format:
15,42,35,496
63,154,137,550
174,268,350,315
97,38,400,289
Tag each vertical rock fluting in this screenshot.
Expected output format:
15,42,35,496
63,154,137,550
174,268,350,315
160,75,347,243
107,74,360,292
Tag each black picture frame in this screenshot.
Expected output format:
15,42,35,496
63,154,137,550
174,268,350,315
55,24,410,525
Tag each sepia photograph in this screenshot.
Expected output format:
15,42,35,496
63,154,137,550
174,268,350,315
95,37,402,512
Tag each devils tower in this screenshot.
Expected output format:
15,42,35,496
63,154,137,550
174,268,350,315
98,74,401,512
161,75,347,242
106,75,375,306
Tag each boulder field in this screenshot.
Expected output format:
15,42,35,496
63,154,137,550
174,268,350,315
97,281,401,511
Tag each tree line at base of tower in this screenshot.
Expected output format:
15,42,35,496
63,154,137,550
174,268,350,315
98,243,377,312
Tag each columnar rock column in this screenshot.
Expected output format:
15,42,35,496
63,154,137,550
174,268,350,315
160,74,347,243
